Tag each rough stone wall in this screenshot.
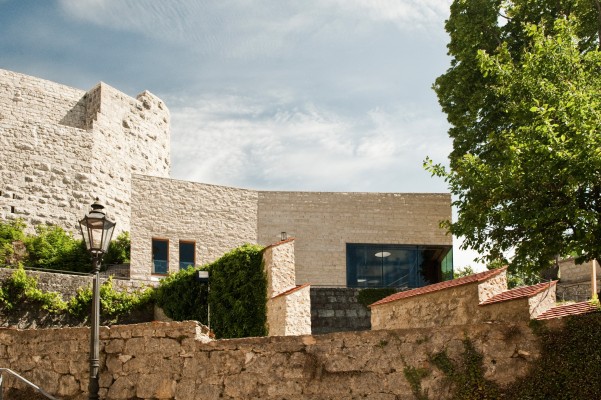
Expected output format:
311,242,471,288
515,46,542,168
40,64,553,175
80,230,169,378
266,292,287,336
311,287,371,334
257,191,452,286
528,284,557,318
478,270,508,302
0,268,153,300
0,320,543,400
371,282,483,330
559,258,600,283
263,239,311,336
129,176,258,279
557,259,600,301
0,69,170,235
262,239,296,298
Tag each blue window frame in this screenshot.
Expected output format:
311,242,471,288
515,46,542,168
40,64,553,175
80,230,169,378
152,238,169,274
179,241,195,270
346,244,452,289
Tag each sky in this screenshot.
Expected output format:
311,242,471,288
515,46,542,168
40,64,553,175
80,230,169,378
0,0,483,269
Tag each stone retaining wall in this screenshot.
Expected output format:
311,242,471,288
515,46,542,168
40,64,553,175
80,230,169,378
310,287,370,334
0,319,543,399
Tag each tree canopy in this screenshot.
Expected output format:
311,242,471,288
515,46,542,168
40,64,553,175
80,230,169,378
429,0,601,271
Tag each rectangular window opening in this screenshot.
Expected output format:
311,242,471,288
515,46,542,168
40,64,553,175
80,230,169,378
10,206,15,214
152,238,169,274
346,243,453,289
179,241,195,270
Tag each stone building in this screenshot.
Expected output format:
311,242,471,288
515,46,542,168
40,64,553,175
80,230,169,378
1,68,453,290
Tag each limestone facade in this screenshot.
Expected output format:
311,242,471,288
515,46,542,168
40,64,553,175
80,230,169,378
1,68,452,287
0,319,543,399
129,178,452,284
129,176,258,279
257,191,452,286
0,69,169,234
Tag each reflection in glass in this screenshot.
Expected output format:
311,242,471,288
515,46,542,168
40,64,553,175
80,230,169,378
346,244,452,288
152,239,169,274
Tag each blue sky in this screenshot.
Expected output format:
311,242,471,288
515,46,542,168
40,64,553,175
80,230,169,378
0,0,482,268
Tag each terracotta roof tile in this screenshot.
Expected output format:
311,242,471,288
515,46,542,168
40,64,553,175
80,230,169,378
271,283,310,300
535,301,598,320
480,281,557,306
262,237,295,252
369,267,507,307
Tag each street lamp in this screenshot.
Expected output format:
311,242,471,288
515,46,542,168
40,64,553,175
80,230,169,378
79,198,115,400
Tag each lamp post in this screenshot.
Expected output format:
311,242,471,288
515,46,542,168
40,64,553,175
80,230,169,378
79,199,115,400
196,270,210,331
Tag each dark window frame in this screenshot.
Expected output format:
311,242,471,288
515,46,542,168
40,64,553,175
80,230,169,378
152,237,169,275
179,240,196,270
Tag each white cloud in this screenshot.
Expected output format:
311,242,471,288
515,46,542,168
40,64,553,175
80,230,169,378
168,92,450,192
58,0,451,58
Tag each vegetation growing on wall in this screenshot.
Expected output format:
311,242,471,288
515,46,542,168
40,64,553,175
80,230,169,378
357,288,396,308
0,266,152,324
0,219,131,272
404,313,601,399
155,243,267,339
154,265,209,324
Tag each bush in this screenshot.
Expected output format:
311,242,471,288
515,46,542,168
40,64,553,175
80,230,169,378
103,231,131,265
357,288,397,308
154,243,267,339
24,224,90,272
209,244,267,339
154,266,209,324
0,219,26,266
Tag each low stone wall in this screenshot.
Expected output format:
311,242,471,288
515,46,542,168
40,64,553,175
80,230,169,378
310,287,370,334
0,319,543,400
0,268,154,300
0,269,155,328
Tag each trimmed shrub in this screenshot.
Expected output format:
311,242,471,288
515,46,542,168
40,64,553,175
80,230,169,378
209,244,266,338
154,243,267,339
154,266,209,324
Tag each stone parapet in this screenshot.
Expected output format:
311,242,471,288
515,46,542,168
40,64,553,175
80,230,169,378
0,320,543,399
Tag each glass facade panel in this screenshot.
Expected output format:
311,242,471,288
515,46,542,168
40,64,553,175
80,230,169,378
346,244,453,288
152,239,169,274
179,241,195,270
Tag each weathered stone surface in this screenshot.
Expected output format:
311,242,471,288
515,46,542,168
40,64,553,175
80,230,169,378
0,320,543,400
0,68,170,235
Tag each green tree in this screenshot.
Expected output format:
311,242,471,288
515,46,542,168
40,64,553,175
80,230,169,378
24,225,89,272
0,219,26,266
103,231,131,265
430,1,601,272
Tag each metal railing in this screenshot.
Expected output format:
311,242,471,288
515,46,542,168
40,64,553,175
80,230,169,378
0,368,59,400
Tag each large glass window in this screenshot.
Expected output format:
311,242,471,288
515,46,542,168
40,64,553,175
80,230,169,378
152,238,169,274
346,244,453,288
179,241,195,270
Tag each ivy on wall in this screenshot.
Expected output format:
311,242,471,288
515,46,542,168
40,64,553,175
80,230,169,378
0,266,152,324
153,265,209,324
154,243,267,339
404,313,601,400
208,244,267,339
